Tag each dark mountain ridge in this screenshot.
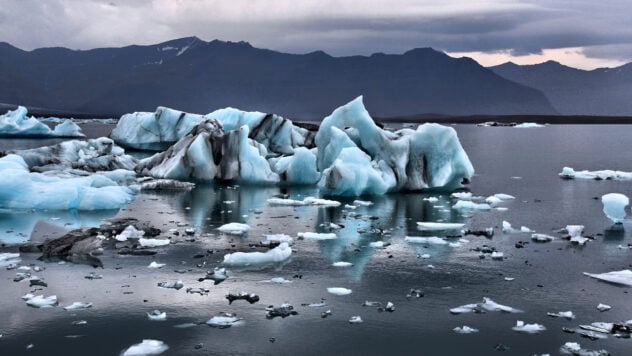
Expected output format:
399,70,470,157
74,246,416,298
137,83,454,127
0,37,556,118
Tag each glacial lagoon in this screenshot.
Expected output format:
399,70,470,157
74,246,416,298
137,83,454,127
1,122,631,355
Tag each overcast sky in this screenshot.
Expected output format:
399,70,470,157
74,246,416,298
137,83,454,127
1,0,631,69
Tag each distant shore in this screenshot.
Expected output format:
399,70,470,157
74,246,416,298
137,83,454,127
3,103,632,124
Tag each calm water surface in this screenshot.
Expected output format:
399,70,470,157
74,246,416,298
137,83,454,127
0,123,631,355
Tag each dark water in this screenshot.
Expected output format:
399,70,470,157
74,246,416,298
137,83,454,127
1,124,632,355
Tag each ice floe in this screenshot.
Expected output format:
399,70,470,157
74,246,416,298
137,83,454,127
148,262,165,269
0,154,137,210
559,342,608,356
297,232,337,240
139,238,170,248
559,167,632,180
206,313,243,328
416,222,464,231
349,316,363,324
121,339,169,356
601,193,628,223
514,122,545,128
266,304,298,319
531,233,554,242
223,242,292,267
452,200,491,211
0,106,84,138
332,261,353,267
63,302,93,311
453,326,479,334
25,295,58,308
157,280,184,290
512,320,546,333
450,297,522,314
547,311,575,320
566,225,589,245
583,269,632,286
147,310,167,321
0,253,21,267
218,223,250,235
327,287,352,296
261,234,294,246
115,225,145,241
597,303,611,312
405,236,448,245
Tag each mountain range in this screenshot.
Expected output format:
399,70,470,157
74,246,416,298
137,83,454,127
0,37,629,118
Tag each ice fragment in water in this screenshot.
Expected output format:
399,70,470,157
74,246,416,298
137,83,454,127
327,287,352,296
601,193,628,223
147,310,167,321
116,226,145,242
405,236,448,245
223,242,292,266
218,223,250,235
547,311,575,320
416,222,464,231
512,320,546,333
452,200,491,211
157,280,184,290
450,297,522,314
63,302,93,311
297,232,337,240
453,326,479,334
139,238,170,248
206,313,242,328
531,234,554,242
148,262,165,269
266,304,298,318
559,342,609,356
597,303,611,312
583,269,632,286
349,316,363,324
332,261,353,267
121,339,169,356
25,295,58,308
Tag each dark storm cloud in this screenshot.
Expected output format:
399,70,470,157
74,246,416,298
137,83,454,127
0,0,631,64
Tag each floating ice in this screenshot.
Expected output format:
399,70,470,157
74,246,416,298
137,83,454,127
115,226,145,241
453,326,479,334
266,304,298,319
559,167,632,180
583,269,632,286
531,234,554,242
349,316,363,324
267,197,340,207
121,339,169,356
140,179,195,191
512,320,546,333
333,261,353,267
547,311,575,320
327,287,352,296
405,236,448,245
0,253,21,267
601,193,628,223
514,122,544,128
491,252,504,260
493,193,515,200
206,313,242,328
262,234,294,246
353,200,373,206
297,232,337,240
226,292,259,304
559,342,608,356
451,192,472,200
416,222,465,231
0,106,84,138
25,295,58,308
566,225,589,245
259,277,292,284
485,196,503,206
148,262,165,269
0,155,137,210
597,303,611,312
452,200,491,211
450,297,522,314
147,310,167,321
223,242,292,267
369,241,385,248
218,223,250,235
63,302,93,311
139,238,170,248
157,280,183,290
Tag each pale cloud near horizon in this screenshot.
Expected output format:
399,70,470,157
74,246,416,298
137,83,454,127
0,0,631,69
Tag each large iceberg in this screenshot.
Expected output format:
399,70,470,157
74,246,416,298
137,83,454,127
0,106,84,138
0,154,137,210
10,137,137,173
130,97,474,196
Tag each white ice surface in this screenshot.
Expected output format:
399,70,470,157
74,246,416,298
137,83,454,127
583,269,632,286
601,193,629,223
122,339,169,356
218,223,250,235
223,242,292,266
327,287,352,296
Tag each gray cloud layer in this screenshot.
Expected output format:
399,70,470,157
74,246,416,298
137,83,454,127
1,0,631,63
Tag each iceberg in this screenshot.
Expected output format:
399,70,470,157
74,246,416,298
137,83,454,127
130,97,473,196
0,106,84,138
121,339,168,356
601,193,628,223
11,137,137,173
223,242,292,267
0,154,137,210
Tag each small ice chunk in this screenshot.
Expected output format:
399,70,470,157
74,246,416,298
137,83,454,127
566,225,589,245
420,254,431,259
122,339,168,356
547,311,575,320
416,222,464,231
218,223,250,235
452,200,491,211
297,232,337,240
349,316,363,324
147,310,167,321
223,242,292,266
423,197,439,202
494,193,515,200
597,303,611,312
453,326,479,334
504,277,515,281
520,226,533,233
583,269,632,286
206,313,242,328
260,277,292,284
531,234,554,242
25,295,58,308
512,320,546,333
369,241,385,248
491,252,504,260
405,236,448,245
451,192,472,200
266,304,298,318
485,196,503,206
139,238,170,248
333,261,353,267
303,197,341,206
514,122,544,128
559,342,608,356
63,302,93,311
601,193,629,223
202,267,228,285
353,200,373,206
148,262,165,269
157,280,184,290
450,297,522,314
502,221,515,233
116,225,145,241
327,287,352,296
262,234,294,246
